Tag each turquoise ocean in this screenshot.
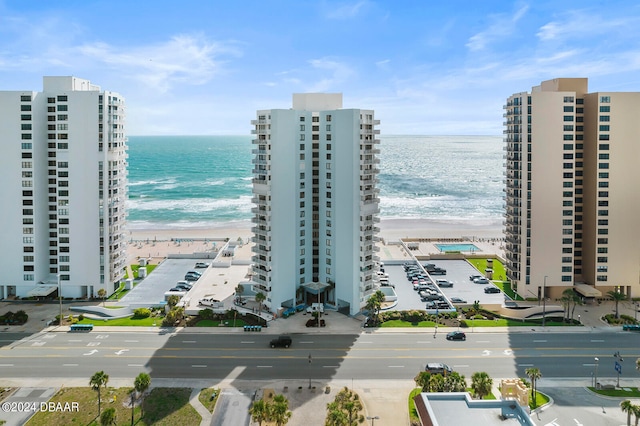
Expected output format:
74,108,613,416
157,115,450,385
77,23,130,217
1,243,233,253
126,135,504,229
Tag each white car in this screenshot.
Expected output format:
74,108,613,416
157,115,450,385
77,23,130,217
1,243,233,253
306,303,324,313
473,277,490,284
195,262,210,268
199,298,221,307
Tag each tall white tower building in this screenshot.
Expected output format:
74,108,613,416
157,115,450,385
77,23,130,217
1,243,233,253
251,93,380,315
0,76,128,299
504,78,640,301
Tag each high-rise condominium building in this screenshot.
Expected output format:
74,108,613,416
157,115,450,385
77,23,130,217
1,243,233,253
504,78,640,301
251,93,380,315
0,76,128,299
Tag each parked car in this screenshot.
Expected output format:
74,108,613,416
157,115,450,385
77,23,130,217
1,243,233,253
270,335,292,348
169,287,184,292
199,297,221,307
469,274,483,281
435,279,453,288
473,277,490,284
446,331,467,341
186,270,202,276
450,297,467,304
195,262,210,268
176,284,192,291
484,286,501,294
425,363,453,375
184,274,200,282
424,263,447,275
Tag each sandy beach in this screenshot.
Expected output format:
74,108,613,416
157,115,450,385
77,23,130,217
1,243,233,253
126,218,504,263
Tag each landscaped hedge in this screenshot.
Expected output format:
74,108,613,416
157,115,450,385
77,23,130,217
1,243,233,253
0,310,28,325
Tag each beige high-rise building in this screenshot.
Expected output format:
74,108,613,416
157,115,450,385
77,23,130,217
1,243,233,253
504,78,640,301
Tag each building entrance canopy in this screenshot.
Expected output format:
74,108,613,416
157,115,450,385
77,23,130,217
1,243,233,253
573,283,602,298
302,281,331,295
26,285,58,297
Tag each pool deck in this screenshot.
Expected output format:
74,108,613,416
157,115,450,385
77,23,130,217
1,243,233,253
377,237,505,263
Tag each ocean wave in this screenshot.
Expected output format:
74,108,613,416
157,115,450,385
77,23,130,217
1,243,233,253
126,195,253,213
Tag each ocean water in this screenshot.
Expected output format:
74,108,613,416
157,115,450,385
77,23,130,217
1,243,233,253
126,135,504,229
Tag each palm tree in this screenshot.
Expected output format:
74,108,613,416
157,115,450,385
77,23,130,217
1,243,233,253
525,367,542,408
97,288,107,306
444,372,467,392
130,388,136,426
632,403,640,426
428,374,445,392
236,284,245,302
561,288,576,322
414,371,432,392
608,290,627,318
325,387,367,425
621,400,635,426
90,370,110,417
255,292,266,316
249,399,269,426
270,394,292,426
134,372,151,419
636,357,640,372
100,407,116,426
365,291,385,325
471,372,493,399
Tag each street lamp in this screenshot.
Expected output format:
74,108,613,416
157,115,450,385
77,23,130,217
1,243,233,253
57,274,62,327
614,351,624,388
542,276,547,327
594,357,599,389
308,353,312,389
366,416,380,426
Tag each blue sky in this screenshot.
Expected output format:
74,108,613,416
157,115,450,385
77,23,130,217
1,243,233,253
2,0,640,135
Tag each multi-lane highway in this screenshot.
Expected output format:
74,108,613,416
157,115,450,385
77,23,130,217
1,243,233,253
1,330,639,385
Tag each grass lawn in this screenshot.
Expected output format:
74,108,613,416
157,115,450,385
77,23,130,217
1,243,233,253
380,318,571,328
531,391,550,410
408,388,421,425
194,319,248,327
198,388,220,413
588,387,640,397
77,316,160,327
466,388,496,400
27,387,199,426
467,258,524,301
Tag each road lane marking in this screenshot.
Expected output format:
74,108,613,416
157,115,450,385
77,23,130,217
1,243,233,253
83,349,99,356
299,341,314,344
323,365,339,368
416,341,432,344
0,364,14,367
115,349,130,355
240,341,255,344
182,340,196,343
68,339,82,342
519,364,534,367
388,365,404,368
125,340,139,343
590,340,604,343
128,364,144,367
191,365,207,368
257,366,272,368
533,340,547,343
453,365,469,368
583,363,597,366
63,364,78,367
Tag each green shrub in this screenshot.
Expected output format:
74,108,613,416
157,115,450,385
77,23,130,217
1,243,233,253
459,320,468,328
133,308,151,319
78,314,85,321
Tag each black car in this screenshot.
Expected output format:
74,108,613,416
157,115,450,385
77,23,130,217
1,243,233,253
270,335,292,348
446,331,466,341
484,286,501,294
425,363,453,375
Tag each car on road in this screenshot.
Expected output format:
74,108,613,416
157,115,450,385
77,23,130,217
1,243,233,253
435,279,453,288
484,286,501,294
270,335,292,348
473,277,490,284
446,331,466,341
195,262,210,268
425,363,453,375
450,297,467,304
469,274,483,281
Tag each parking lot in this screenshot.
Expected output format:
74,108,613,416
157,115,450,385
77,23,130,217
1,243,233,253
385,259,506,312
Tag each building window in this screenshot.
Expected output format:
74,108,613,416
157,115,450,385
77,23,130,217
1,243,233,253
600,96,610,103
57,105,68,111
563,116,573,122
600,115,610,122
563,106,574,112
599,125,610,131
299,117,305,122
563,96,574,102
562,276,572,282
300,125,305,131
596,275,608,282
599,105,610,112
563,134,574,140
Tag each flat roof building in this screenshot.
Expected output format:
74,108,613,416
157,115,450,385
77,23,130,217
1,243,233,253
250,94,381,315
504,78,640,301
0,76,128,299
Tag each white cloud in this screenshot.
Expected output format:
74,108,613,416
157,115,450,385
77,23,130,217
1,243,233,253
305,58,355,92
537,10,639,42
466,4,529,51
325,1,368,19
77,34,241,93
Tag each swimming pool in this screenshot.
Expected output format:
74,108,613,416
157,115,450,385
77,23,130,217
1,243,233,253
435,243,481,252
